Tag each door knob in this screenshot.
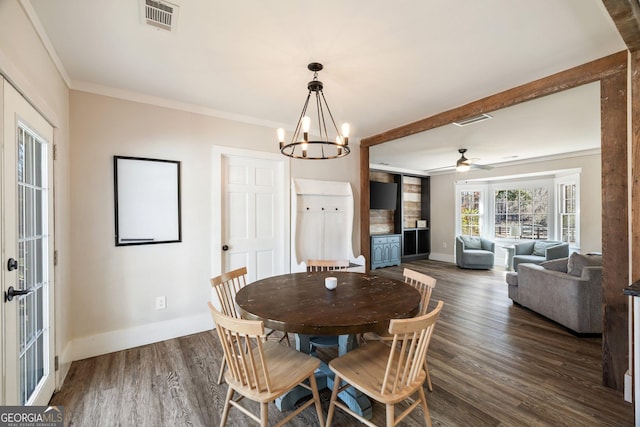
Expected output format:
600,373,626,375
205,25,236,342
5,286,31,302
7,258,18,271
222,245,229,251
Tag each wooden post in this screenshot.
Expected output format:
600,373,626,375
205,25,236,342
360,145,370,271
601,68,629,391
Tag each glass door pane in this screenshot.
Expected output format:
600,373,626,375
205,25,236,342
17,124,49,405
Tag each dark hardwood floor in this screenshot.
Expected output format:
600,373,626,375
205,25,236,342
50,260,634,426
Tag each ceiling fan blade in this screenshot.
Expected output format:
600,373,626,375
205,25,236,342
470,163,493,170
426,149,493,172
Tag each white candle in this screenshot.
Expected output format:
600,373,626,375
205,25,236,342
325,277,338,290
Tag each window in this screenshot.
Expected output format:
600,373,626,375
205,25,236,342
460,190,481,236
494,187,549,240
559,182,577,244
456,175,571,244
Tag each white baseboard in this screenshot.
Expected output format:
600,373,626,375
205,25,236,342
428,252,455,264
64,312,213,363
55,342,73,391
428,253,505,270
625,370,632,403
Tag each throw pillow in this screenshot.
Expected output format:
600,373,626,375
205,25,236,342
540,257,569,273
567,252,603,277
461,236,482,249
532,241,556,257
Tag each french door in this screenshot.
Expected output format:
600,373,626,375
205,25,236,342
1,79,55,405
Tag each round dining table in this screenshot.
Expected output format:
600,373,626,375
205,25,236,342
235,270,421,418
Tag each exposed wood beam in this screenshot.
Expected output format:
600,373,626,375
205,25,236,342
602,0,640,53
361,51,627,147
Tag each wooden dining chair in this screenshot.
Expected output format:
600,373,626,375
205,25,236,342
363,268,437,391
306,259,350,272
402,268,436,316
326,300,444,427
212,266,249,319
305,259,349,352
208,302,325,427
211,267,289,384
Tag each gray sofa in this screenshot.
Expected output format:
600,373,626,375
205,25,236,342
507,253,602,333
456,235,495,269
512,240,569,272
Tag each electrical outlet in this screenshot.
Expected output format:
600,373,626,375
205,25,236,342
443,241,447,248
156,296,166,310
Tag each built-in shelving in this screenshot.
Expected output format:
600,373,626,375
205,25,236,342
402,227,430,259
369,171,430,267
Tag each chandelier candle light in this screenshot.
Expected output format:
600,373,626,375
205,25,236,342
277,63,350,159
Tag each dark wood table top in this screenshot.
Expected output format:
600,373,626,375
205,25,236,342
235,271,421,335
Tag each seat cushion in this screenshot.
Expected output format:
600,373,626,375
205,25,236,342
226,341,320,402
513,254,544,265
463,249,494,264
329,341,425,403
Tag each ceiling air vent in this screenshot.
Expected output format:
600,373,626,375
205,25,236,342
453,113,492,127
140,0,179,32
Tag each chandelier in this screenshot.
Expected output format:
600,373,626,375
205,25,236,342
277,62,350,159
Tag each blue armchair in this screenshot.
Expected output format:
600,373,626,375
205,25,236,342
512,240,569,272
456,235,495,269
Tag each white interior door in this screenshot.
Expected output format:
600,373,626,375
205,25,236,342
221,155,286,282
1,80,55,405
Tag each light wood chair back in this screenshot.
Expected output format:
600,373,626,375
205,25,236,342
304,259,350,351
326,300,444,427
211,266,248,318
210,266,289,385
383,300,443,396
403,268,436,315
208,302,325,426
363,268,438,391
306,259,350,272
209,301,271,392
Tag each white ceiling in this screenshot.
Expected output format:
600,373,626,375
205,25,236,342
370,81,602,172
28,0,625,171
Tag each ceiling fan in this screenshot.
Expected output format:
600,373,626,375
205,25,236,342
427,148,494,173
455,148,493,172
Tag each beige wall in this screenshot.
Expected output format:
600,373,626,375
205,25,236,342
68,91,361,359
429,153,602,262
0,1,72,385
